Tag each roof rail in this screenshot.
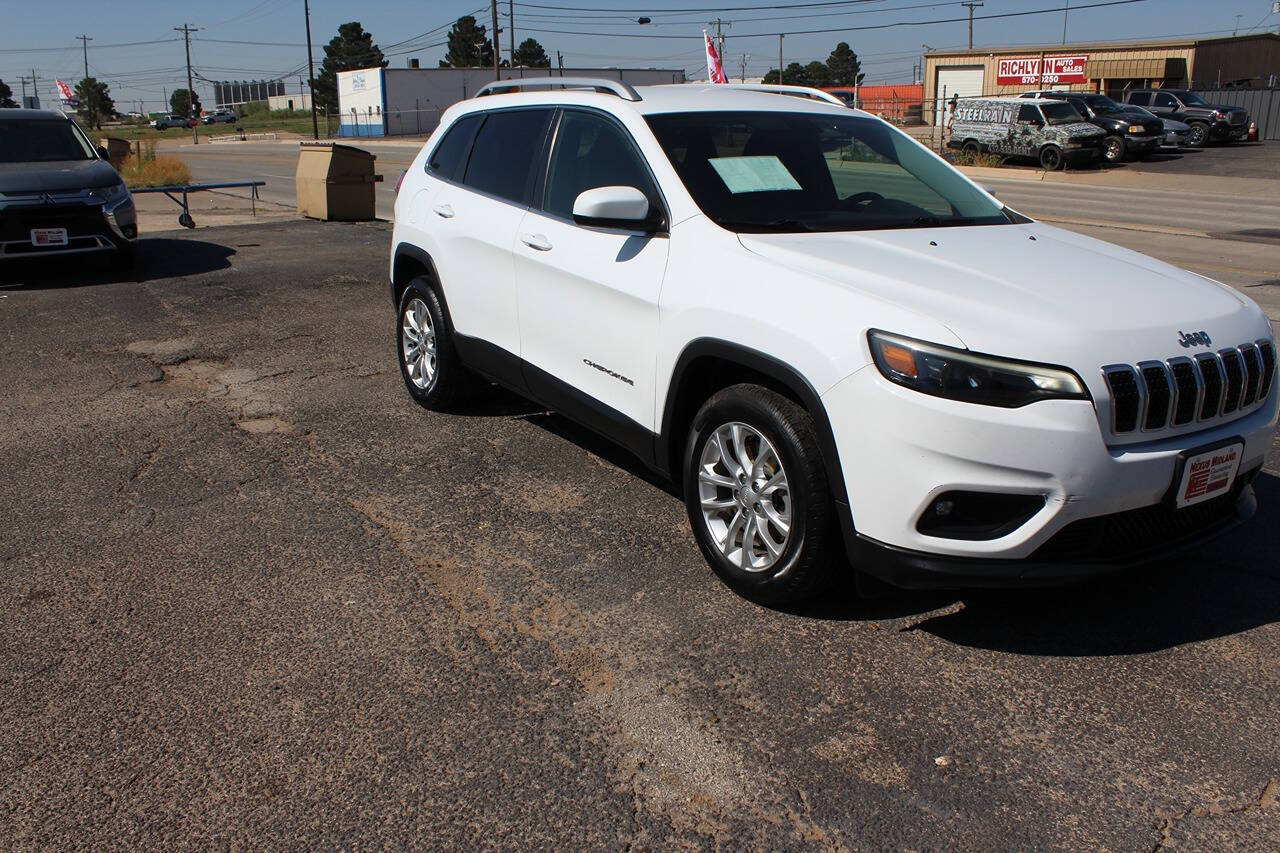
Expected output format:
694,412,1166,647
473,77,642,102
717,83,847,107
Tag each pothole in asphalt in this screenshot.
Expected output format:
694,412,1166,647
235,416,295,434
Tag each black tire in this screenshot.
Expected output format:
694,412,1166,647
682,383,835,605
1186,122,1209,148
1102,135,1126,163
962,140,981,157
1038,145,1064,171
395,277,473,410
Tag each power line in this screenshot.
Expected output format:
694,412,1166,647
0,38,181,54
511,0,1153,39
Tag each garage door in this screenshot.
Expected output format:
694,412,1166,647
935,66,985,125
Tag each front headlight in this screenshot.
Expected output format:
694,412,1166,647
1127,124,1144,134
868,331,1089,408
91,181,131,205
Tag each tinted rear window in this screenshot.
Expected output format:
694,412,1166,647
427,113,482,181
462,109,553,204
1127,92,1152,106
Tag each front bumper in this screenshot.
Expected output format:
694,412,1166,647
1124,134,1161,152
0,196,136,260
822,366,1279,587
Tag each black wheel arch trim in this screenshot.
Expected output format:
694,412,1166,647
391,242,440,309
657,338,858,562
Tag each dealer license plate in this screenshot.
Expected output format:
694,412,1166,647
30,228,68,247
1175,443,1242,509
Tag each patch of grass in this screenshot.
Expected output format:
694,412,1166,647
117,142,192,188
946,149,1006,168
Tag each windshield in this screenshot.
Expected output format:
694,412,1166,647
1083,95,1123,114
1041,102,1084,125
645,111,1009,233
0,119,96,164
1177,91,1207,106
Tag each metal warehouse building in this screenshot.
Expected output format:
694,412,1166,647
923,33,1280,125
336,66,686,137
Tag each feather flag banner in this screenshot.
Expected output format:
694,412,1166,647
703,31,727,84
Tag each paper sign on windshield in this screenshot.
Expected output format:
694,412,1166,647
708,156,802,194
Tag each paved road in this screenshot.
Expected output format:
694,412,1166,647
2,221,1278,848
165,139,1280,241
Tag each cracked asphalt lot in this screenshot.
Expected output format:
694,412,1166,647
2,220,1278,849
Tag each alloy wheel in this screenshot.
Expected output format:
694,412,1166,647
696,422,792,573
401,297,438,390
1104,137,1123,161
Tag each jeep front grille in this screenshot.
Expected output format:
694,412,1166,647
1102,340,1275,435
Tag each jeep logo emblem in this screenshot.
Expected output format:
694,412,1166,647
1178,330,1212,348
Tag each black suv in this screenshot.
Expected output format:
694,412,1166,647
0,109,137,268
1121,89,1249,147
1019,90,1163,163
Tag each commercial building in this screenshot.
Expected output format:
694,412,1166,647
924,33,1280,124
212,79,287,108
335,66,686,137
266,92,312,112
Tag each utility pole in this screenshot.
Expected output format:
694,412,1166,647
708,17,731,64
75,34,92,80
961,1,983,50
491,0,501,80
22,70,43,108
175,23,199,144
778,34,783,84
304,0,319,139
508,0,515,66
1062,0,1070,43
740,54,748,83
1233,14,1242,36
556,50,563,76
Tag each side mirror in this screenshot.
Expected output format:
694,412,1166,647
96,145,111,161
572,185,661,232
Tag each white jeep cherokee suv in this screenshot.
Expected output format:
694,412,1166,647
389,79,1277,603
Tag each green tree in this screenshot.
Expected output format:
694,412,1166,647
0,78,16,109
439,15,495,68
801,61,833,88
170,88,201,117
75,77,116,129
314,22,387,111
512,37,551,68
825,42,864,87
762,62,806,85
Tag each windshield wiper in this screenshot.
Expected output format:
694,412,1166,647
906,216,976,228
718,217,818,233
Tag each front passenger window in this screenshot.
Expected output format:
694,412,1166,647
543,111,656,219
1016,105,1042,124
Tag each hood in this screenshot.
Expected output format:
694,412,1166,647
737,222,1265,376
1161,117,1191,131
1060,122,1105,138
0,159,121,194
1205,103,1248,114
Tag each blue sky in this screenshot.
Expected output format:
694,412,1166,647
2,0,1277,110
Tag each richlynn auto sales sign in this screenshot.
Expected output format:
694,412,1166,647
996,55,1089,86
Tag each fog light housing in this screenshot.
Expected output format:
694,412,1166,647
122,224,137,239
916,491,1046,540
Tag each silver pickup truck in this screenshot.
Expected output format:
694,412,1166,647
948,96,1106,171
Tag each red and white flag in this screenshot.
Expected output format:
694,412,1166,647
703,31,727,84
56,79,74,101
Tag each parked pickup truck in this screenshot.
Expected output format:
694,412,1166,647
150,114,194,130
1018,90,1164,163
201,109,237,125
1120,89,1249,147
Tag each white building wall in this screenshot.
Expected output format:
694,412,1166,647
337,68,387,137
340,67,686,137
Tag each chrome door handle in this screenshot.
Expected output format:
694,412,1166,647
432,203,455,219
520,233,552,251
